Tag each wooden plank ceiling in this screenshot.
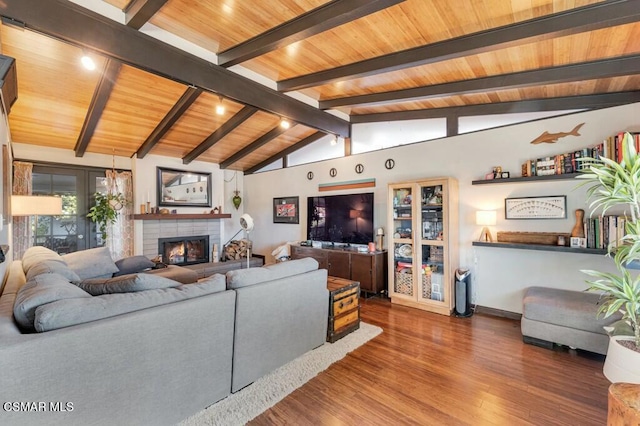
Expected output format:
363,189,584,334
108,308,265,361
1,0,640,172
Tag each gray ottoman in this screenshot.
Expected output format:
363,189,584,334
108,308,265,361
144,265,198,284
521,286,620,355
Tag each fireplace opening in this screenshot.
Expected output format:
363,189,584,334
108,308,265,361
158,235,209,266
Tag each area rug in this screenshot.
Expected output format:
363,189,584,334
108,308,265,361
179,322,382,426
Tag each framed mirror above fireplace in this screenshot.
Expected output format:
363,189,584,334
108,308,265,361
157,167,212,208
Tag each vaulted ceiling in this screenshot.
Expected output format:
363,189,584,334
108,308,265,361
0,0,639,173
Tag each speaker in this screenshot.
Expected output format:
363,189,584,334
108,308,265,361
455,268,472,317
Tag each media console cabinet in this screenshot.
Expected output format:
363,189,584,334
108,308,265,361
291,245,387,295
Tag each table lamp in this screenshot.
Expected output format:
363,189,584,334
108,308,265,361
476,210,496,242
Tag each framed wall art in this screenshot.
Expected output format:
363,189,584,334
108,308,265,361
505,195,567,219
273,196,299,224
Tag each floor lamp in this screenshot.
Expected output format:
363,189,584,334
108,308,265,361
240,213,254,269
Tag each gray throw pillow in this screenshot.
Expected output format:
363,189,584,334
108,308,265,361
113,255,155,276
21,246,65,275
76,273,181,296
25,259,82,284
13,273,91,332
62,247,119,281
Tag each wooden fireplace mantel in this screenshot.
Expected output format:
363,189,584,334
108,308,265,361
132,213,232,220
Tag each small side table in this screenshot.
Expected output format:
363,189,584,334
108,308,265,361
327,276,360,343
608,382,640,425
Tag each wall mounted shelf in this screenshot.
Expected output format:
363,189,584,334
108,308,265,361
472,173,581,185
132,213,231,220
472,241,607,255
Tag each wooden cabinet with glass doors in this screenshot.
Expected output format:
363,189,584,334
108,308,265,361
388,177,459,315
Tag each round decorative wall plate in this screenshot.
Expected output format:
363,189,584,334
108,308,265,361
355,163,364,174
307,171,314,180
329,167,337,177
385,159,395,170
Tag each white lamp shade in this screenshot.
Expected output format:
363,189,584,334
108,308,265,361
476,210,497,226
240,213,254,232
12,195,63,216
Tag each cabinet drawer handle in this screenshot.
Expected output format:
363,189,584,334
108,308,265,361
339,298,354,309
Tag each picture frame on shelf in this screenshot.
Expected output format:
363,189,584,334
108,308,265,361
273,196,299,224
505,195,567,220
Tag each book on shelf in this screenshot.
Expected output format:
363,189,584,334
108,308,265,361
582,214,627,250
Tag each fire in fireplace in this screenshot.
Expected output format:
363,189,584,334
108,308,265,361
158,235,209,266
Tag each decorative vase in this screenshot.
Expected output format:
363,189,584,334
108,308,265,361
232,191,242,210
571,209,585,237
603,336,640,384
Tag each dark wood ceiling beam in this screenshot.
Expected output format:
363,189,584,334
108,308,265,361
245,131,327,174
0,0,350,138
321,55,640,108
124,0,168,29
350,92,640,123
74,59,121,157
220,123,296,169
182,106,257,164
279,0,640,91
217,0,405,67
135,86,202,159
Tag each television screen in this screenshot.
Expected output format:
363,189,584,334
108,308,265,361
307,193,374,245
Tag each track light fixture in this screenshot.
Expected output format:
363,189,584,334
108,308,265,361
330,135,338,146
280,118,290,129
80,53,96,71
215,96,225,115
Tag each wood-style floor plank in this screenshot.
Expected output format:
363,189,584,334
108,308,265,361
250,298,609,425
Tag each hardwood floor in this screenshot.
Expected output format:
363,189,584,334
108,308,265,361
250,297,610,425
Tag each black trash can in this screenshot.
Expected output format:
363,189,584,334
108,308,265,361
455,268,473,317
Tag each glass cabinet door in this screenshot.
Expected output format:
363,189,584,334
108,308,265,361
390,185,415,298
419,183,445,303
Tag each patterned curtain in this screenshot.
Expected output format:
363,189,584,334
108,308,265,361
12,161,33,260
105,170,133,260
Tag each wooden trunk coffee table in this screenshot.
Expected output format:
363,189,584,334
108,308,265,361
327,276,360,343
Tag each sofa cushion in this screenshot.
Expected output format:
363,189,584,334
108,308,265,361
25,259,82,284
76,274,181,296
226,257,319,289
34,276,229,332
63,247,119,280
522,286,620,335
113,255,155,277
21,246,65,275
13,273,91,332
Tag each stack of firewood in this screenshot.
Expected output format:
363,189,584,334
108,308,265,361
223,239,252,261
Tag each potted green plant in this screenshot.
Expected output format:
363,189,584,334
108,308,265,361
86,192,127,241
577,131,640,383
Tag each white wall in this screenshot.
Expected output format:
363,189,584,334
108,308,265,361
245,102,640,313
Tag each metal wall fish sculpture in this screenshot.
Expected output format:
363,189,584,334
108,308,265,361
530,123,585,144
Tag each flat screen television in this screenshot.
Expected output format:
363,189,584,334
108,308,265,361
307,192,374,245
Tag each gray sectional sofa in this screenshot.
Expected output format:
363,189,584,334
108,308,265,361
0,246,328,426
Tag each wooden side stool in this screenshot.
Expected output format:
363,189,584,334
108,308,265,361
608,382,640,425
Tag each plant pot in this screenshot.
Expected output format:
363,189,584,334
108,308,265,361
604,336,640,384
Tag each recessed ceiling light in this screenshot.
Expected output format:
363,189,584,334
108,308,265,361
280,118,290,129
81,55,96,71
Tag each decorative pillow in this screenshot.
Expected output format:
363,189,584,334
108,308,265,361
13,273,91,332
62,247,119,281
113,255,155,277
25,259,82,284
21,246,65,275
76,273,181,296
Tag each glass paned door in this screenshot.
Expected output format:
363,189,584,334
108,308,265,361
420,183,445,303
391,185,415,297
32,170,86,253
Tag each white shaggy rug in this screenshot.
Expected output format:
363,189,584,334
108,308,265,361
179,322,382,426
